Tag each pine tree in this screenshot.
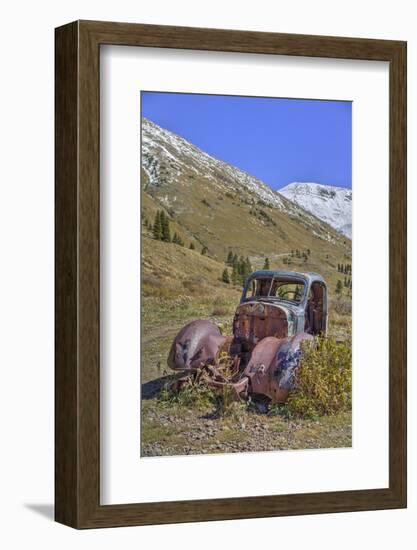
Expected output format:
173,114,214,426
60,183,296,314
222,268,230,284
238,256,244,274
336,279,343,296
231,263,238,285
307,249,311,256
263,257,270,270
236,257,250,285
160,211,171,242
201,246,208,256
189,242,195,250
226,251,234,265
153,211,162,240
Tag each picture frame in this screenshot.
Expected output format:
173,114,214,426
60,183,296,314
55,20,406,528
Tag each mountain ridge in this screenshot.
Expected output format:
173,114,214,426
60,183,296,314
279,181,352,238
142,118,348,246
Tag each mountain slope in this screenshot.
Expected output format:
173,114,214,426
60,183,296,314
141,117,351,291
279,182,352,238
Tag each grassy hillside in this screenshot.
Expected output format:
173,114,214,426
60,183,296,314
142,177,351,295
144,171,349,260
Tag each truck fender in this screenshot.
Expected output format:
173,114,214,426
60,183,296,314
243,333,314,403
167,319,228,372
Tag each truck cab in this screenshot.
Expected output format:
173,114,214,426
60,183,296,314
234,270,327,352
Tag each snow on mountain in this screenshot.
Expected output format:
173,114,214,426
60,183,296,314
142,117,287,209
141,118,342,244
279,182,352,238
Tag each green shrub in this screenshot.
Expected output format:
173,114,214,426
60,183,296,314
159,380,216,411
287,336,352,418
158,367,243,418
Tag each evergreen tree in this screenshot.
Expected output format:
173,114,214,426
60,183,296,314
226,251,234,265
263,257,270,270
231,263,238,285
189,242,195,250
307,249,311,256
172,233,184,246
201,246,208,256
232,253,238,267
152,211,162,240
335,279,343,296
222,268,230,284
160,211,171,242
238,256,244,275
236,257,250,285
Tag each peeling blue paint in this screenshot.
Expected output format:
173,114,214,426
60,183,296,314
275,343,302,390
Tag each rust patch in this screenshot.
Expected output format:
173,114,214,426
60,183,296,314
233,302,288,349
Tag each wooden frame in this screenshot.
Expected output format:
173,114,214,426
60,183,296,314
55,20,407,528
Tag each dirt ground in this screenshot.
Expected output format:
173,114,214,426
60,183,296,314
141,397,352,457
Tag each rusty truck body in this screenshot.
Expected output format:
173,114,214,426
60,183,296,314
168,270,327,404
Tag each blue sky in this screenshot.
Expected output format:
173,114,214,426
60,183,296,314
141,91,352,190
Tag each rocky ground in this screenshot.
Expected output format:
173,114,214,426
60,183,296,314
141,397,352,457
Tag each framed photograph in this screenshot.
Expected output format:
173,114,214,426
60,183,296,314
55,20,406,528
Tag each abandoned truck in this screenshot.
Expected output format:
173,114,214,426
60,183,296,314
168,270,328,404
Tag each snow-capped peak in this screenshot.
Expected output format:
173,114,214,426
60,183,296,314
278,182,352,238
